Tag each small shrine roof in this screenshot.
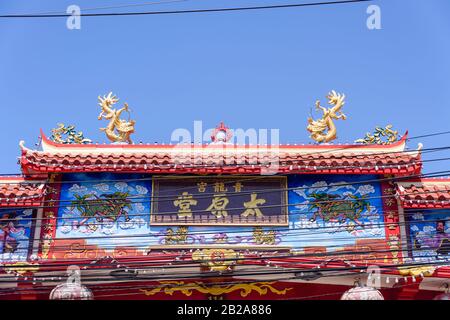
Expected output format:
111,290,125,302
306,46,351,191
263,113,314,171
396,178,450,209
0,177,46,207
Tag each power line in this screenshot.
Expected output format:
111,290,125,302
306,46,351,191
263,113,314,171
0,1,373,19
0,0,191,17
3,235,448,272
1,259,448,288
11,235,447,265
407,130,450,141
1,182,449,224
20,207,447,240
2,151,447,205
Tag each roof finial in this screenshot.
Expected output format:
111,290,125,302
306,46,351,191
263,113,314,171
307,90,346,143
98,92,136,144
211,121,232,143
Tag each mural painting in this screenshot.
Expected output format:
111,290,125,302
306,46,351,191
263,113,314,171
407,210,450,261
53,174,388,259
287,175,386,251
0,208,34,262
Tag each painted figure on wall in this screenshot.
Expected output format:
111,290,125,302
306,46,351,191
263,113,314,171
0,209,32,261
413,218,450,257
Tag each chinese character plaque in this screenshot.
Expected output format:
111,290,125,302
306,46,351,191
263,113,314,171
150,176,288,226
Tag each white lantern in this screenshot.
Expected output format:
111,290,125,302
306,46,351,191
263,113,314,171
49,265,93,300
433,293,450,300
433,284,450,300
49,282,93,300
341,285,384,300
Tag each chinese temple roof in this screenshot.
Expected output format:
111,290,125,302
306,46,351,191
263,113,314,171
18,130,422,175
396,179,450,209
0,177,46,207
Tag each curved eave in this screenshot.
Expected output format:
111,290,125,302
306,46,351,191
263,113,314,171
396,179,450,209
0,178,46,208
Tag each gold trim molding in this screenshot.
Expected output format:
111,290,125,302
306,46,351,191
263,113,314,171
140,281,292,297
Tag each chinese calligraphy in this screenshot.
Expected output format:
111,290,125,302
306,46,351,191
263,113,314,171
152,176,288,226
242,193,266,218
206,194,229,218
213,182,228,193
173,192,198,218
197,182,207,193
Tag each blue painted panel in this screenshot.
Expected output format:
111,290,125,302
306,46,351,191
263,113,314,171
55,173,385,254
406,210,450,261
0,208,33,261
286,174,385,250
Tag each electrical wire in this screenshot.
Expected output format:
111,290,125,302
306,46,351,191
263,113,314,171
1,183,449,226
0,259,448,291
0,1,374,19
2,237,448,273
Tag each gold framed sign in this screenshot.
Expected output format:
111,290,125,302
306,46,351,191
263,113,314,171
150,176,288,226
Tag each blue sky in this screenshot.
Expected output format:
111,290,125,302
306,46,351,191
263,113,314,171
0,0,449,174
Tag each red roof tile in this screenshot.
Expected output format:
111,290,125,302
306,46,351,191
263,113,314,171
396,179,450,209
20,147,422,175
19,132,422,175
0,178,46,207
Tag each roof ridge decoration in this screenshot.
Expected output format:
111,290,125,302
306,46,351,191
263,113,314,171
307,90,347,143
210,121,233,144
50,123,92,144
97,92,136,144
32,129,410,154
355,125,399,145
19,131,422,175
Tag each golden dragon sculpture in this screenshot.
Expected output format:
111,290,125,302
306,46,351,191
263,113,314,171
307,90,347,143
98,92,136,144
